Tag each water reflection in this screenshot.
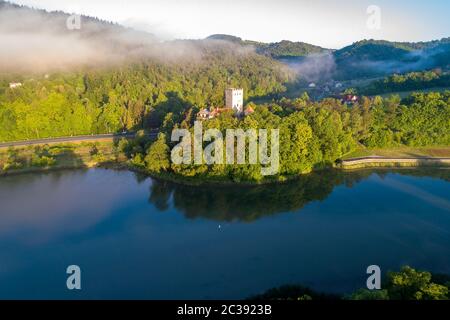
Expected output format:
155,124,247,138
146,169,450,222
0,168,449,299
0,169,141,244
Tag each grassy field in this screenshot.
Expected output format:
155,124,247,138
0,141,127,175
342,146,450,160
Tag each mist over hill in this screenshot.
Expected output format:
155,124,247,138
0,1,269,73
0,2,294,141
207,34,330,58
206,34,450,81
334,39,450,79
1,0,449,81
0,0,159,71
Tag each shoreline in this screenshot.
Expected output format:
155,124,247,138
1,155,450,185
338,156,450,170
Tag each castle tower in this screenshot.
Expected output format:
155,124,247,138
225,88,244,114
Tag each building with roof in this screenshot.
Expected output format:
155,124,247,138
197,88,247,120
244,105,254,116
225,88,244,114
9,82,22,89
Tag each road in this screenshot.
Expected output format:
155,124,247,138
0,131,158,149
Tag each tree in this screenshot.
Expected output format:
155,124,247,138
145,133,170,173
386,266,449,300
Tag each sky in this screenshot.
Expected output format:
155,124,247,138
8,0,450,48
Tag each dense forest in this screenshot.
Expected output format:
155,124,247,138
0,49,292,142
253,40,328,59
206,34,329,58
126,91,450,183
360,70,450,95
251,266,450,300
1,0,450,184
333,39,450,79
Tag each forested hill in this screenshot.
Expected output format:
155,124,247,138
335,38,450,60
0,0,162,72
206,35,450,79
0,2,293,142
207,34,329,58
334,39,450,79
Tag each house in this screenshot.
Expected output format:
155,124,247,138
210,107,232,118
244,105,254,116
197,108,212,120
197,88,246,120
9,82,22,89
197,107,233,120
341,94,359,104
308,82,316,88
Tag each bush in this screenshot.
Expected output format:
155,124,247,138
31,155,56,167
348,289,389,300
386,266,449,300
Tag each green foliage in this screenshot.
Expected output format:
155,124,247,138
348,289,389,300
335,39,415,62
130,153,145,168
248,284,340,301
132,91,449,183
255,40,327,58
145,133,170,173
0,48,291,142
2,147,23,171
29,146,55,167
347,266,450,300
386,266,449,300
333,38,450,79
361,70,450,95
206,35,327,58
31,154,56,167
251,266,450,301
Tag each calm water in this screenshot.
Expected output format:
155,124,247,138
0,168,449,299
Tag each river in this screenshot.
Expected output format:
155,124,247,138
0,168,449,299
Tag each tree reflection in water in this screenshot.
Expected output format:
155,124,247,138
146,168,450,222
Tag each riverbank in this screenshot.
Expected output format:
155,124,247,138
338,156,450,170
1,142,450,184
339,146,450,170
0,141,126,177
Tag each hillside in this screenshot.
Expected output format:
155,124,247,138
206,35,450,81
0,2,294,142
0,0,160,71
334,39,450,79
254,40,328,59
206,34,329,58
359,70,450,95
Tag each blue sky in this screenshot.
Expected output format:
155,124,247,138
9,0,450,48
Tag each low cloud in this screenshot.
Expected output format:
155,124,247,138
280,53,336,82
0,3,255,73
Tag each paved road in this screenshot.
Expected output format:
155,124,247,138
0,131,158,149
